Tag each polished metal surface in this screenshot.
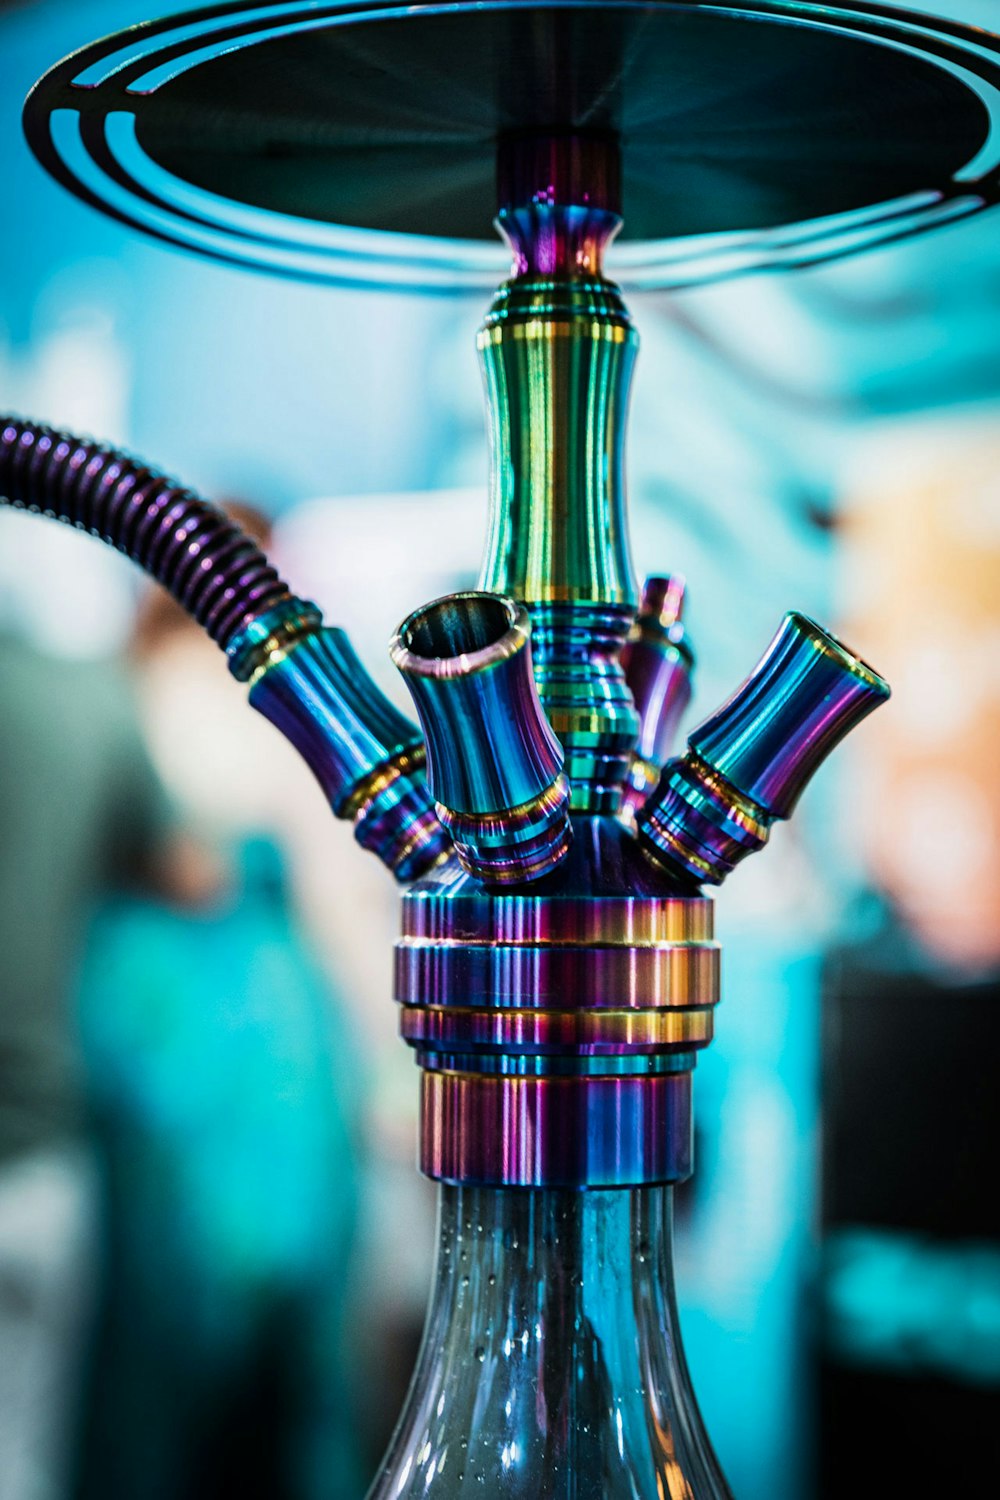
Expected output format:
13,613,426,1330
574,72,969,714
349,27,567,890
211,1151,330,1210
690,613,890,818
497,131,623,278
638,611,890,884
479,136,640,814
3,160,894,1186
16,7,903,1198
390,176,888,1183
392,592,572,884
421,1070,694,1188
396,816,718,1187
478,265,634,609
619,575,694,827
3,9,947,1483
250,626,450,880
224,596,323,682
22,1,1000,291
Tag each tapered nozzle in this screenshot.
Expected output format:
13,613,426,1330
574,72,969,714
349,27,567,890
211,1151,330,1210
637,611,890,885
245,611,451,882
619,575,694,825
391,592,572,885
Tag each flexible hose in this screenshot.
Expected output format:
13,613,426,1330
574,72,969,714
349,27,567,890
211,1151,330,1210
0,417,292,649
0,416,451,880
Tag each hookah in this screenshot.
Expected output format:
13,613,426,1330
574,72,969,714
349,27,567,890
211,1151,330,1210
8,2,1000,1495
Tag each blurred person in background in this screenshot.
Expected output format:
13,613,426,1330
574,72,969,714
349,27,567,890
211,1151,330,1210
0,620,180,1500
73,504,367,1500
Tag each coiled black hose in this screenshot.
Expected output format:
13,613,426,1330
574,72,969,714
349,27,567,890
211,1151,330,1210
0,415,451,879
0,417,292,650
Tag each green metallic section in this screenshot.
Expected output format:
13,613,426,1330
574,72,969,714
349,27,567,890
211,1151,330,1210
477,275,641,813
529,601,639,814
478,276,636,606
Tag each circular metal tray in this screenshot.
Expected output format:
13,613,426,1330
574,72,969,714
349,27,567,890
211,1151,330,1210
23,0,1000,292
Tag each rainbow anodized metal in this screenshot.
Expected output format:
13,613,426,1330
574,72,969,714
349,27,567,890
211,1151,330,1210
637,611,889,886
6,73,898,1190
391,593,572,886
478,135,640,818
385,133,890,1187
619,575,694,828
396,817,717,1187
389,586,887,1186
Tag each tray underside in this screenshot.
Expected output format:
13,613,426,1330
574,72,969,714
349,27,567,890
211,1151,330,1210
23,1,1000,291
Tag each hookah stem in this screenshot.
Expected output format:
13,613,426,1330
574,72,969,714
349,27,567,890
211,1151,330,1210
481,132,640,816
382,120,888,1500
0,417,292,650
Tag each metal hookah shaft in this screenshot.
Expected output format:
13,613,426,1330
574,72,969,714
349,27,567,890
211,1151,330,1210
381,127,888,1499
393,124,889,1192
390,131,715,1196
479,133,640,815
17,0,996,1486
381,128,729,1500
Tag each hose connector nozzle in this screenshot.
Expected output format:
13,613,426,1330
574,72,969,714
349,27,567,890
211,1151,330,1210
391,592,572,886
238,604,451,883
637,611,890,885
619,575,694,826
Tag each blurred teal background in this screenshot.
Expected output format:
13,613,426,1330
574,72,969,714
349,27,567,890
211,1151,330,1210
2,4,999,1498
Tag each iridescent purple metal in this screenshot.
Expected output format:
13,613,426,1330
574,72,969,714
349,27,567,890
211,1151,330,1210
0,417,292,646
391,592,571,885
496,132,622,278
248,627,449,882
421,1070,693,1188
396,817,717,1188
638,611,890,885
619,576,694,827
387,163,892,1188
0,416,450,881
4,19,925,1483
480,134,640,816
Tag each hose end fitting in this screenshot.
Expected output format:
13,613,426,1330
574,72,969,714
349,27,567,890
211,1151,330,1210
638,611,890,885
345,748,453,884
225,596,324,682
246,616,451,882
619,575,694,826
391,592,572,886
